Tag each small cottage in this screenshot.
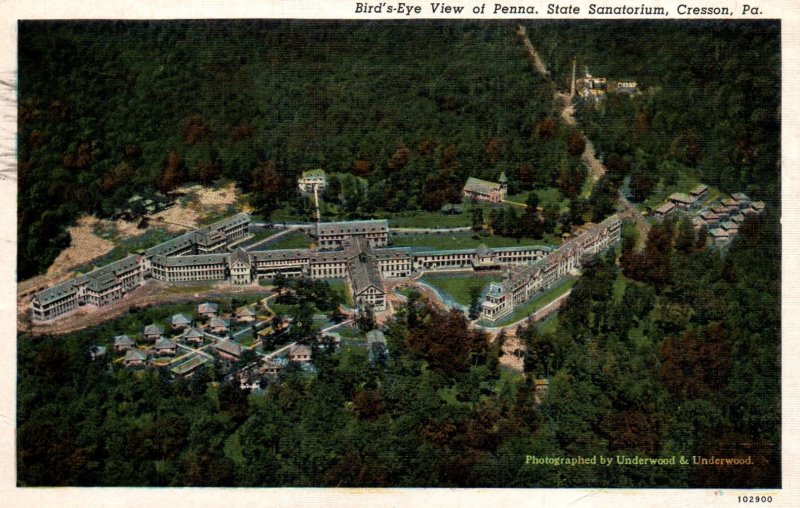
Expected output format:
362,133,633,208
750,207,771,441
235,306,256,323
209,317,231,335
153,337,177,356
198,302,220,318
214,339,243,361
114,334,135,352
288,344,312,363
142,324,164,342
123,349,148,367
183,327,205,344
171,313,192,331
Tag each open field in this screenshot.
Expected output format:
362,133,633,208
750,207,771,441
506,186,568,211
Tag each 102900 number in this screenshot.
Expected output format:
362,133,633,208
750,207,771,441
738,496,773,503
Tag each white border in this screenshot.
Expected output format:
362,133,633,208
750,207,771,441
1,1,797,506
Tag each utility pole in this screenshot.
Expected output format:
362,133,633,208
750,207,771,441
570,57,577,98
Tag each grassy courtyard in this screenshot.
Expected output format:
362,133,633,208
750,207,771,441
420,273,504,307
258,230,311,250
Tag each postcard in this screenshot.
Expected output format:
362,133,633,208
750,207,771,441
3,0,796,506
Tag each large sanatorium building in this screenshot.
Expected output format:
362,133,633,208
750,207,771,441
30,212,622,324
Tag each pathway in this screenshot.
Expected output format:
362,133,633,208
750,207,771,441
516,25,549,78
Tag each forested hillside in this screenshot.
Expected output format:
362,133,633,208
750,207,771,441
19,21,779,280
529,20,779,201
18,20,560,278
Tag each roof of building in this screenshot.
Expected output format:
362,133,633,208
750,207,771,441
184,328,204,339
720,221,738,230
143,324,164,336
172,313,192,325
289,344,312,357
301,169,326,179
491,245,553,254
171,355,208,375
209,317,230,328
498,171,508,184
124,349,147,362
348,254,384,295
710,228,729,237
316,219,388,237
230,248,251,266
152,253,228,267
214,339,242,357
85,272,120,293
654,202,676,214
32,279,80,306
668,192,695,204
114,334,135,346
207,212,251,232
752,201,766,210
463,177,502,196
35,254,143,304
373,247,414,260
145,231,197,257
198,302,220,313
699,210,718,219
721,198,738,207
366,329,386,344
236,306,256,317
690,184,709,195
195,229,226,246
731,192,751,202
249,249,311,262
154,337,177,350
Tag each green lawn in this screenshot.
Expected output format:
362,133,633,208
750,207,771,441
485,276,577,327
612,272,628,303
396,287,417,299
335,325,365,340
326,279,354,307
384,210,472,228
390,232,555,251
537,313,560,334
506,187,568,211
257,230,310,250
237,228,281,248
420,273,503,307
236,332,256,347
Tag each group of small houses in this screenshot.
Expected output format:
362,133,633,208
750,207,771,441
651,184,766,247
573,70,639,105
89,301,261,374
87,297,366,389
